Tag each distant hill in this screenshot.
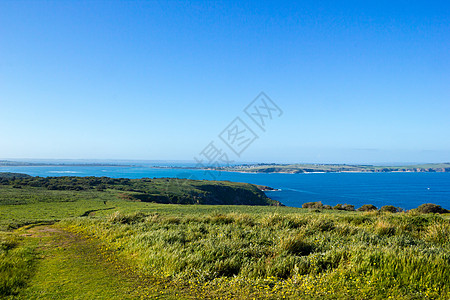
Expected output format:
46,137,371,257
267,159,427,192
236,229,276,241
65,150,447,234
0,160,133,167
215,163,450,173
0,173,281,206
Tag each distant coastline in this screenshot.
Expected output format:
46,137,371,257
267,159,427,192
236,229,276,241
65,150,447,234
0,160,135,167
204,163,450,174
2,160,450,174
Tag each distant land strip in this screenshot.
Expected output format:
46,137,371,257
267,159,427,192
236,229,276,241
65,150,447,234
0,160,136,167
207,163,450,174
2,160,450,174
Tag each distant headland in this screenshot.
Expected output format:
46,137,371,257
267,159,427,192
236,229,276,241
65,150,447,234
208,163,450,174
2,160,450,174
0,160,135,167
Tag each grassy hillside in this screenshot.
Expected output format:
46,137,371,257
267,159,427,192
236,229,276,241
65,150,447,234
4,206,448,299
1,173,449,299
0,173,279,206
0,173,281,231
60,209,450,299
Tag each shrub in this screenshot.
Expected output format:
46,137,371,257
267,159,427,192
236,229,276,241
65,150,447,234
416,203,449,214
334,204,355,211
380,205,398,213
302,201,324,209
357,204,377,212
334,204,343,210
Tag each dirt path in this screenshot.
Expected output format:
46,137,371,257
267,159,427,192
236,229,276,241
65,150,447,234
16,225,190,299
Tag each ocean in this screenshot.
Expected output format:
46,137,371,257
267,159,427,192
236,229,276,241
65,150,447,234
1,165,449,210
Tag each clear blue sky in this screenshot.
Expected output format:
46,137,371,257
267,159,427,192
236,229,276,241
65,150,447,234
1,0,449,164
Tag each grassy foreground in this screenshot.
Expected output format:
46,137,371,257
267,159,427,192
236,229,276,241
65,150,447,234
3,209,450,299
1,174,449,299
59,209,450,299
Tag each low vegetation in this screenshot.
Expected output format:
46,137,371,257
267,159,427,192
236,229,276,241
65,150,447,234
415,203,449,214
0,233,35,297
0,172,449,299
0,173,280,207
357,204,377,212
302,201,414,214
61,209,450,299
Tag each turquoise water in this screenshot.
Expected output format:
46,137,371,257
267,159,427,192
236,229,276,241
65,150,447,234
1,166,449,210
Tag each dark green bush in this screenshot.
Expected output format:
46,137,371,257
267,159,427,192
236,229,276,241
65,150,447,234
357,204,377,212
334,204,355,211
302,201,324,209
416,203,449,214
380,205,398,213
334,204,343,210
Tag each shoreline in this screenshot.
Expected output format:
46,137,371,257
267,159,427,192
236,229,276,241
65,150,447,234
201,168,450,175
2,164,450,175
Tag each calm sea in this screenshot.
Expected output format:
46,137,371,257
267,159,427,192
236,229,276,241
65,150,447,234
1,166,449,210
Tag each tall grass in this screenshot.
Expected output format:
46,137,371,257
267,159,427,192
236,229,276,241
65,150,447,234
0,233,35,297
61,210,450,299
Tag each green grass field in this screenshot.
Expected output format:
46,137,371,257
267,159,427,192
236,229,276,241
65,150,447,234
1,175,449,299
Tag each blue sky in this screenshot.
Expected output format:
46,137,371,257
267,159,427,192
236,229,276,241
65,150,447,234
1,0,449,164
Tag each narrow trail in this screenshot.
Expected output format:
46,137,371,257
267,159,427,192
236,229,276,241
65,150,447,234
16,225,192,299
79,206,116,217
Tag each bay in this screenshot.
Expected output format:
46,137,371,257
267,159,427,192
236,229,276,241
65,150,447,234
1,165,449,210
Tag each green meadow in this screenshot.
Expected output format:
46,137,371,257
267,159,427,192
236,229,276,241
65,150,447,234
1,175,449,299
